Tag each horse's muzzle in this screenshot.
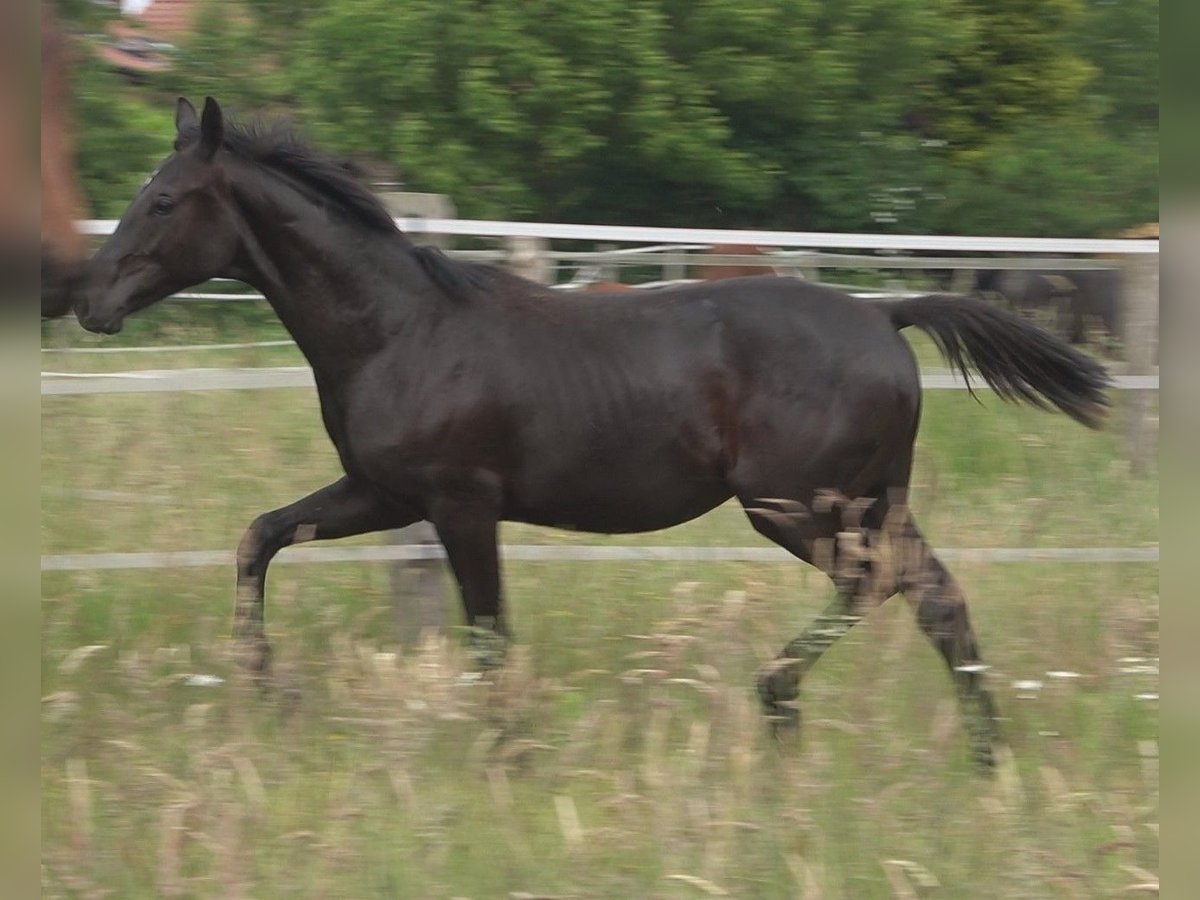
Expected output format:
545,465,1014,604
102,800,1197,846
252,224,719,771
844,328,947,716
79,314,124,335
74,296,126,335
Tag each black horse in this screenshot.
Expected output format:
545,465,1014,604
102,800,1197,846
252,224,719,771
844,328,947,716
74,98,1110,768
974,267,1123,349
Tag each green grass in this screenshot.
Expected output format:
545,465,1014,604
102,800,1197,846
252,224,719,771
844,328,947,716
41,317,1158,898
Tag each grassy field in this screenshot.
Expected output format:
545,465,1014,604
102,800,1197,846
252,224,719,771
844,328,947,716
41,309,1158,898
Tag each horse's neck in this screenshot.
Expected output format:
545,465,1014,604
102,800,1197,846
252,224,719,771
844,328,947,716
233,196,431,378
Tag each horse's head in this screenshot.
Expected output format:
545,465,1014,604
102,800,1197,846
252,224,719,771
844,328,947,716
77,97,241,334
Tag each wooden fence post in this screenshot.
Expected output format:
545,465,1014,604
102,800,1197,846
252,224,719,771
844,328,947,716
379,191,455,644
388,522,449,646
1122,253,1159,474
505,235,552,284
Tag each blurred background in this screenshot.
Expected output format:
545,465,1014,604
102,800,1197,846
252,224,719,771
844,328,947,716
54,0,1159,232
39,1,1158,897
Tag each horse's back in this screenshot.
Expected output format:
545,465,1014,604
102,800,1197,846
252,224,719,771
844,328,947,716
538,274,921,414
686,277,923,498
675,277,918,387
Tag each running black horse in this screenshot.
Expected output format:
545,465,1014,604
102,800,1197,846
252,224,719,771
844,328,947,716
74,98,1110,768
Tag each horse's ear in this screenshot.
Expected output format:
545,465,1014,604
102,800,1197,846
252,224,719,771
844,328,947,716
175,97,198,134
198,96,224,162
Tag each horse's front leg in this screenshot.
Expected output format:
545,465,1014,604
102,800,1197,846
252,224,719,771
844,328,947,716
235,475,418,674
428,485,509,669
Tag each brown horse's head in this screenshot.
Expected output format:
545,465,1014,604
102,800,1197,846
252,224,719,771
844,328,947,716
76,97,242,334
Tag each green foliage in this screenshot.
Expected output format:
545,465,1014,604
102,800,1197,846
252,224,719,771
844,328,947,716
929,0,1096,150
53,0,117,30
74,0,1158,235
932,121,1159,236
1075,0,1158,133
283,0,772,222
70,55,175,218
158,0,280,109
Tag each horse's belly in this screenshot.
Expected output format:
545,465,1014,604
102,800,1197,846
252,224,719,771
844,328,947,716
508,491,731,534
505,465,731,534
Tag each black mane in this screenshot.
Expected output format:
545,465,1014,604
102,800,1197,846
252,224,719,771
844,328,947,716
179,118,397,233
179,116,502,301
411,245,497,302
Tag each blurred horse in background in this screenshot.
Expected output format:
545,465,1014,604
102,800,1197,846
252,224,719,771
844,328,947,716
0,2,39,293
973,267,1122,352
696,244,782,281
40,2,91,318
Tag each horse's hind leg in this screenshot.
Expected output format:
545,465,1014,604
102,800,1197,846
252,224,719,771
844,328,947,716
742,492,893,731
744,495,1001,769
897,517,1001,769
755,589,868,732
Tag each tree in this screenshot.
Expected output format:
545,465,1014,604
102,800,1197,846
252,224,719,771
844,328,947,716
662,0,968,229
89,0,1156,236
931,122,1157,236
1075,0,1158,134
284,0,773,223
71,54,175,218
925,0,1158,235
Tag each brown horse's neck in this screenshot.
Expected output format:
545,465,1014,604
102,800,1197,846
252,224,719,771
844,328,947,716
227,170,440,379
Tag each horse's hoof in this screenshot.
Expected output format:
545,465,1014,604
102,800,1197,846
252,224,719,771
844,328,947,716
232,636,272,680
972,743,998,774
765,703,801,742
756,657,801,709
276,678,303,715
465,626,509,672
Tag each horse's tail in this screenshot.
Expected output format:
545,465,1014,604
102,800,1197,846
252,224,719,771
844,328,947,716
882,294,1112,429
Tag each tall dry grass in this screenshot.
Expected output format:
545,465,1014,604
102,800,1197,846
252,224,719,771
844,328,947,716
42,316,1157,897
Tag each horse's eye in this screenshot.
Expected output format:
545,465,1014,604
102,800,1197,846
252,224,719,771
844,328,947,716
152,196,175,216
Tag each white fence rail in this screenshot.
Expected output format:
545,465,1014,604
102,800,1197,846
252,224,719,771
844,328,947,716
40,366,1160,396
66,218,1159,317
67,216,1161,344
42,543,1159,572
77,218,1159,255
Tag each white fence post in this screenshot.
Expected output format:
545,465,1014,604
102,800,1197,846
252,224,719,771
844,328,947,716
1122,254,1159,474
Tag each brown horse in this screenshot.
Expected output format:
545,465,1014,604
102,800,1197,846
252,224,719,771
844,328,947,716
0,3,37,290
40,2,91,318
697,243,782,281
74,98,1111,768
582,280,636,292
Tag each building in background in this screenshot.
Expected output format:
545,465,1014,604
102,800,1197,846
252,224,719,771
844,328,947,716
99,0,199,78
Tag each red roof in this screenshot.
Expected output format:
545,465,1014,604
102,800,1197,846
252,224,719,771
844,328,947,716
133,0,200,40
101,0,203,73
